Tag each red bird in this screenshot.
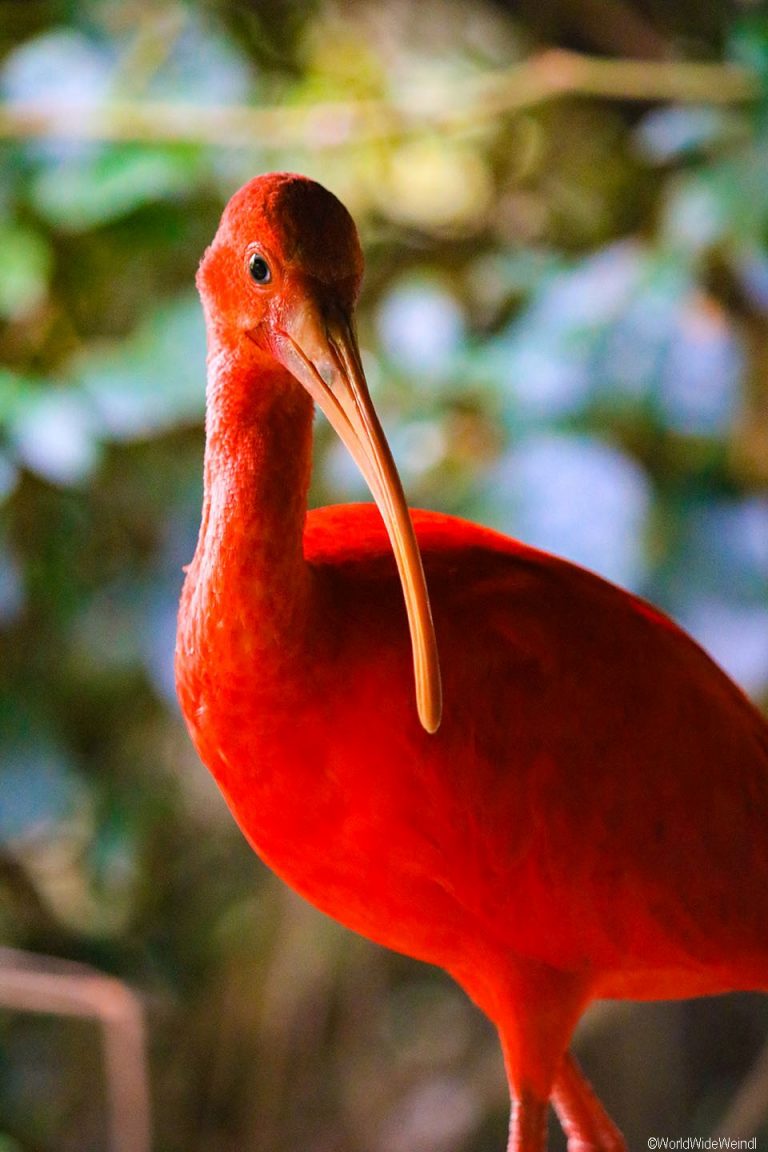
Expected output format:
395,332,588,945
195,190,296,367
175,172,768,1151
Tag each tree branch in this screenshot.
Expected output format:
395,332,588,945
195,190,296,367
0,947,151,1152
0,49,758,150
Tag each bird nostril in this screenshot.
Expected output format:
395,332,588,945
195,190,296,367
317,362,336,389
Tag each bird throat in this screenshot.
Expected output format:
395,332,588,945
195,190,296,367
187,348,315,665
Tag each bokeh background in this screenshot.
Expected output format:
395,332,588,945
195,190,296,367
1,1,768,1149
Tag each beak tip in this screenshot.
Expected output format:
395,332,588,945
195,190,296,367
418,695,442,735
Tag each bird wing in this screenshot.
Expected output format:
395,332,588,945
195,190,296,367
304,505,768,991
415,509,768,990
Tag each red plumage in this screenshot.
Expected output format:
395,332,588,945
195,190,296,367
176,172,768,1151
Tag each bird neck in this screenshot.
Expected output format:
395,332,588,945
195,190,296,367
191,344,315,648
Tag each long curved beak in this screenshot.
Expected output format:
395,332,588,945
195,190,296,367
272,295,442,734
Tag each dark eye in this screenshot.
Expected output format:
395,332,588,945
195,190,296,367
248,253,271,284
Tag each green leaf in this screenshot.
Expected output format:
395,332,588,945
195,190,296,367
31,146,201,231
0,367,46,424
73,292,206,437
729,14,768,92
0,224,52,318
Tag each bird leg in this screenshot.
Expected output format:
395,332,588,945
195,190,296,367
481,960,593,1152
551,1051,627,1152
508,1089,549,1152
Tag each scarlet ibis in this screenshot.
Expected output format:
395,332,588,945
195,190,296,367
175,171,768,1151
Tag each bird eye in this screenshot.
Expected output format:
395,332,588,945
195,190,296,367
248,253,272,284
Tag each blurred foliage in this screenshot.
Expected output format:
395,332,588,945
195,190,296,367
1,1,768,1150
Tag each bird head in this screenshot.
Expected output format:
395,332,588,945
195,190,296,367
197,172,363,344
198,173,442,734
